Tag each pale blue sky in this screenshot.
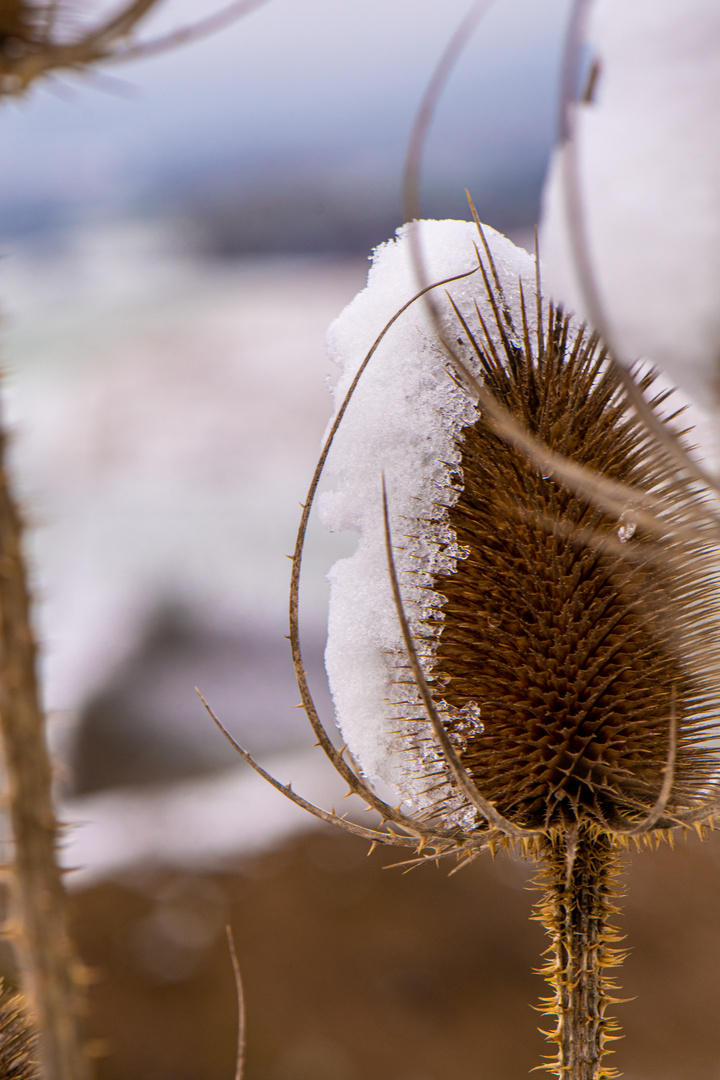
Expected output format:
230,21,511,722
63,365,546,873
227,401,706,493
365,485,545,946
0,0,573,237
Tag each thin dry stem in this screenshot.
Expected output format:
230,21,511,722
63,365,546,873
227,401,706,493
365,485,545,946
225,926,245,1080
196,689,419,848
109,0,271,64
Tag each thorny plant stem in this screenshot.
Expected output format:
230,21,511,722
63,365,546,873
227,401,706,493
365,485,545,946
0,425,88,1080
536,829,622,1080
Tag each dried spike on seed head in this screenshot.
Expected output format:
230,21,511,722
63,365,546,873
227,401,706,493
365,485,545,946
430,306,720,834
0,981,38,1080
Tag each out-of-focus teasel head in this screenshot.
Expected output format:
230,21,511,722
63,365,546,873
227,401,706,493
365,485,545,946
0,0,156,92
0,0,261,95
0,981,38,1080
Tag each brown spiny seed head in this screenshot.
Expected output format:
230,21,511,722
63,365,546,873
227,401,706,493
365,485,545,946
0,981,38,1080
407,297,720,835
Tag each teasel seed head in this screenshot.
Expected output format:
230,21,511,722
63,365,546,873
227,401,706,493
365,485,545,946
313,216,720,1080
322,218,720,842
202,217,720,1080
429,304,717,834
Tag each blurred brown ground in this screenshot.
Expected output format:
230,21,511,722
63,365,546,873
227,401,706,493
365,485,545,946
64,823,720,1080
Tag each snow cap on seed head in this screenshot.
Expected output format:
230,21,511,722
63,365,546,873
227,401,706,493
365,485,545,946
320,219,536,805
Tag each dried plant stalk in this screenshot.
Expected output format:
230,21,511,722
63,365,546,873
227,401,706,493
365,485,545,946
534,829,623,1080
0,424,88,1080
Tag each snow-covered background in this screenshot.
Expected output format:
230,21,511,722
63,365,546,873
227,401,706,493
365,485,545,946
0,229,368,878
540,0,720,408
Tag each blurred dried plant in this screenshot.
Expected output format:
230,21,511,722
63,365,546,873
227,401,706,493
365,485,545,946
0,0,269,94
0,978,37,1080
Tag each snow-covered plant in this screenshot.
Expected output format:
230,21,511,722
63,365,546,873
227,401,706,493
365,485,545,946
199,2,720,1077
209,214,720,1080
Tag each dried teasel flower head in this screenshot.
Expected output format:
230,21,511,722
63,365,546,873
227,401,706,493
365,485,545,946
205,217,720,1080
0,0,155,92
301,216,720,1078
320,218,720,841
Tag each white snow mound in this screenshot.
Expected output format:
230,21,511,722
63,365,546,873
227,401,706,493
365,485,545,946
320,219,536,809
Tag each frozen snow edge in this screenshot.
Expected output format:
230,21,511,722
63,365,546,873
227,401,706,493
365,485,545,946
321,220,537,806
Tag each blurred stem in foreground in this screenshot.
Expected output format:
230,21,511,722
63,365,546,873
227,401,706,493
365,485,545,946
0,420,88,1080
0,5,272,1075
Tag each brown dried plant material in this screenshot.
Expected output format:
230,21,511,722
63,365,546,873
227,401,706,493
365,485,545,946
0,0,157,92
0,0,269,94
204,220,720,1080
431,302,717,834
0,4,267,1076
0,980,38,1080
